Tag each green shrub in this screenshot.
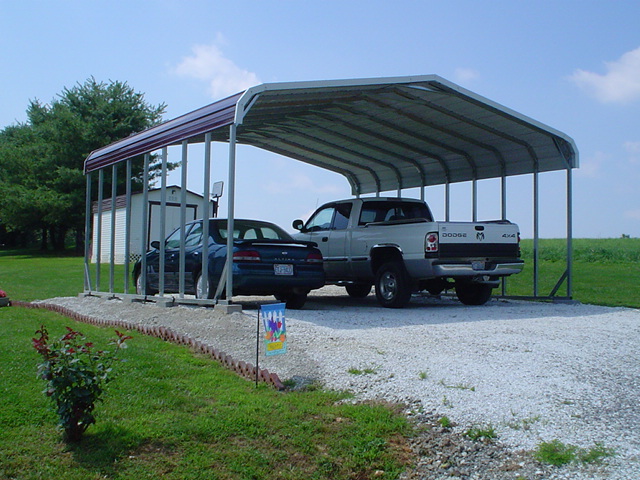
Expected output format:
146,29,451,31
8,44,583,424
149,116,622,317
32,325,132,442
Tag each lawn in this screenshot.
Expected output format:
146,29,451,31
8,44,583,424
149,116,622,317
505,238,640,308
0,306,410,479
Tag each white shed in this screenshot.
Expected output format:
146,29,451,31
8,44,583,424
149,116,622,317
91,186,215,264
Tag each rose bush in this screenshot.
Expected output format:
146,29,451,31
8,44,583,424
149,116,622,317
33,325,132,442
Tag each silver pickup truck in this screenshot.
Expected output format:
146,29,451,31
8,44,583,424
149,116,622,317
293,197,524,308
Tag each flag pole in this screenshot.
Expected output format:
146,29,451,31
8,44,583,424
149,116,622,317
256,309,260,387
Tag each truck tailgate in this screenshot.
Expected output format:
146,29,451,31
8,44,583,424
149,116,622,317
438,222,519,258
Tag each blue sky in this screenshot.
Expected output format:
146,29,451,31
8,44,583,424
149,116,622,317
1,0,639,238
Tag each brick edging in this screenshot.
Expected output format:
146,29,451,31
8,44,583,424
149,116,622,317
11,300,285,390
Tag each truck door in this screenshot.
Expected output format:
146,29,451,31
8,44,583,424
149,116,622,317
300,203,351,280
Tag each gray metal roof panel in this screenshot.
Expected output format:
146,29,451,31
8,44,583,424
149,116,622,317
83,75,577,194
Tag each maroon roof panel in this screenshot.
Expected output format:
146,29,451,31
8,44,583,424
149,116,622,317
84,92,243,173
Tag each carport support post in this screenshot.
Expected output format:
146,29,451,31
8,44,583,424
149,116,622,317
201,133,212,298
159,148,168,296
566,167,573,298
83,173,92,292
472,179,478,222
533,169,539,297
179,140,188,298
224,124,238,305
109,164,117,293
445,182,450,222
501,174,507,296
124,159,132,293
96,169,103,290
140,154,150,295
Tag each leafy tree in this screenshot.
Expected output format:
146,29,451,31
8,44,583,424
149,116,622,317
0,78,172,251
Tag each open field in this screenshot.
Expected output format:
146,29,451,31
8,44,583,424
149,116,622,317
506,238,640,308
1,238,638,307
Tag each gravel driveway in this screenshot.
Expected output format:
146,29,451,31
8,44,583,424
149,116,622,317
41,287,640,479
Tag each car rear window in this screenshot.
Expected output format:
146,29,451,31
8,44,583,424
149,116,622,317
359,201,433,225
211,220,292,243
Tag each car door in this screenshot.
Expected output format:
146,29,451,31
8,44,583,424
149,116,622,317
300,203,352,280
162,226,184,292
182,221,205,292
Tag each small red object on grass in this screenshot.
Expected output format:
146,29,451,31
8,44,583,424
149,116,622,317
0,289,10,307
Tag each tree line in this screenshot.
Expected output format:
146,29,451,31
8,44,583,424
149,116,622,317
0,78,174,252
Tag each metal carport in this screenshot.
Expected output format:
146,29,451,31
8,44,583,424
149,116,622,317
83,75,578,310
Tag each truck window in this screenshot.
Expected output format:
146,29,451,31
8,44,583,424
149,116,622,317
305,203,352,231
305,206,335,231
359,201,433,225
333,203,352,229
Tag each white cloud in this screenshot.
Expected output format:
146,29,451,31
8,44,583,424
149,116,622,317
173,40,260,99
454,68,480,83
569,46,640,104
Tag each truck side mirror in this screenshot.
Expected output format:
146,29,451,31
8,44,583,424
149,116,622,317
292,219,304,231
150,240,160,250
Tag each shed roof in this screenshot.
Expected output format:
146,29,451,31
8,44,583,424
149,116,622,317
84,75,578,195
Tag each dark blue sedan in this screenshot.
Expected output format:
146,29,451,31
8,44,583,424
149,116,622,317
134,219,325,309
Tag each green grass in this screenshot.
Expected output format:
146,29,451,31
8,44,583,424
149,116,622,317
504,238,640,308
348,366,378,375
534,439,615,466
0,306,410,479
464,425,497,441
0,249,128,301
2,238,638,307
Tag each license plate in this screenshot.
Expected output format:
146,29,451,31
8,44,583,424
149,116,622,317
274,264,294,276
472,261,485,271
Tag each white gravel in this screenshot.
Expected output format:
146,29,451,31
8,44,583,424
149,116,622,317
40,287,640,479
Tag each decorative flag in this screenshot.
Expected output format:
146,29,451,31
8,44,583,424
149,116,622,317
261,303,287,356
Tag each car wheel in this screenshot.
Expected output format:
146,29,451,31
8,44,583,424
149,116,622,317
345,283,372,298
135,272,157,296
374,262,412,308
195,273,214,300
275,292,308,309
455,282,493,305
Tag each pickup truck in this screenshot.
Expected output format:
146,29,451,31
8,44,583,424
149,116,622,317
292,197,524,308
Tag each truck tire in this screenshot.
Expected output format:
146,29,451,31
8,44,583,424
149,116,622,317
345,283,372,298
455,282,493,306
375,262,412,308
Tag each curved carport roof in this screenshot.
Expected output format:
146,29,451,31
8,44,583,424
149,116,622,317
85,75,578,195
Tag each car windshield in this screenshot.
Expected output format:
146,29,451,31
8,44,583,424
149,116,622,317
210,220,292,243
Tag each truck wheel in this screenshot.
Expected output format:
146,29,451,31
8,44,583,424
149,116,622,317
345,283,372,298
455,282,493,305
375,262,412,308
